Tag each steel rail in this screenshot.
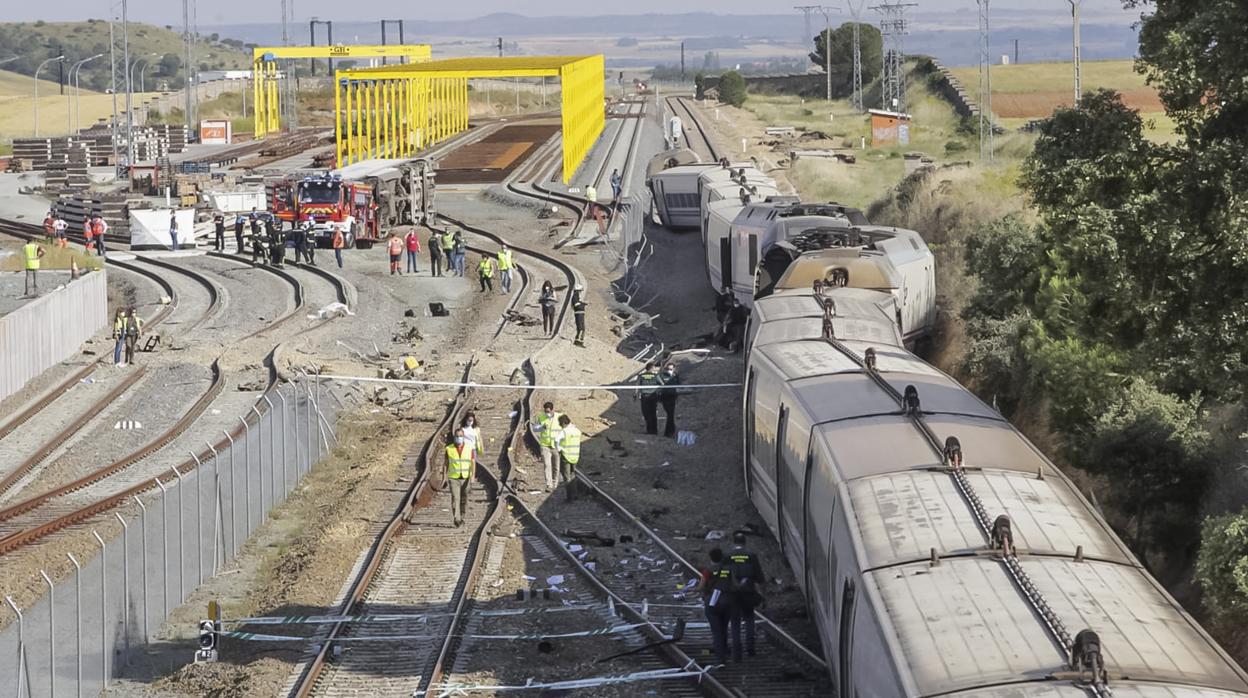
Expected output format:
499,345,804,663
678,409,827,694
667,95,721,161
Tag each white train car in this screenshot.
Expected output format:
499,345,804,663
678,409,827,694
746,286,903,354
698,164,780,249
743,285,1248,697
648,162,714,230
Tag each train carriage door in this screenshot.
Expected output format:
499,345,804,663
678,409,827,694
743,369,757,497
719,237,733,291
839,579,857,698
802,443,819,598
774,404,789,554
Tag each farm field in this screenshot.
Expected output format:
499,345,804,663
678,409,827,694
0,71,161,141
948,59,1177,140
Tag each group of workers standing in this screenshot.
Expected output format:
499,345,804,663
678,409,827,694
235,210,327,268
440,402,583,527
635,361,681,437
698,531,767,664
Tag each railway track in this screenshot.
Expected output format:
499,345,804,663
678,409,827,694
0,219,349,561
666,95,722,162
285,119,829,695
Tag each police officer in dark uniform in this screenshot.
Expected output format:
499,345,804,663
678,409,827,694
635,362,662,435
727,531,766,661
658,362,680,437
291,222,307,264
268,218,286,267
697,547,732,665
213,211,225,251
572,284,587,347
301,221,316,265
233,213,246,253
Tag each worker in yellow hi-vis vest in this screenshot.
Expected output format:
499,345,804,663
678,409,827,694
497,243,514,295
446,427,476,527
556,414,582,501
532,401,563,491
22,240,45,297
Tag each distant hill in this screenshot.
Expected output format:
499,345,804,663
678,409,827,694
207,12,1139,68
0,21,250,94
0,69,78,98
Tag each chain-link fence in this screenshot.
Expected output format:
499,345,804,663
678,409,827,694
0,376,340,698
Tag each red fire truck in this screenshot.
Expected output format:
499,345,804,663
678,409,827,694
270,174,381,249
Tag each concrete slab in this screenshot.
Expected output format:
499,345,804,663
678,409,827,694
0,172,54,222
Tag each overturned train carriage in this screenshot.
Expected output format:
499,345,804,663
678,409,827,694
743,283,1248,697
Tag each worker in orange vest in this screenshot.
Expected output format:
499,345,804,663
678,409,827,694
332,228,345,268
91,215,108,257
82,216,95,252
43,211,55,242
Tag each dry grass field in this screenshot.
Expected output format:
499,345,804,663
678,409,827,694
0,70,161,142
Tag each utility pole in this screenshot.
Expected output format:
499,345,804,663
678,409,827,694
680,41,685,81
498,37,504,58
848,0,867,112
1014,38,1019,65
1068,0,1083,107
380,20,404,64
871,1,917,113
58,46,65,96
109,0,130,169
182,0,193,133
794,5,819,47
977,0,993,160
817,7,839,102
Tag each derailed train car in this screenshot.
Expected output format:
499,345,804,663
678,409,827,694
743,283,1248,697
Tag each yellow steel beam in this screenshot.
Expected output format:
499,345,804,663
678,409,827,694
253,44,431,62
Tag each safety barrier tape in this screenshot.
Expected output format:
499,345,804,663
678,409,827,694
425,666,715,696
223,605,604,625
318,373,742,391
223,622,651,643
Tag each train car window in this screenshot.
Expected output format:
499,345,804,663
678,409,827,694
744,369,757,496
838,578,857,698
774,404,789,552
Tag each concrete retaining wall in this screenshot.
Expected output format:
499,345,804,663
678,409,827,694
0,268,108,403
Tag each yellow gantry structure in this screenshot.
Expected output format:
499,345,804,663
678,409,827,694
334,55,605,183
253,44,433,137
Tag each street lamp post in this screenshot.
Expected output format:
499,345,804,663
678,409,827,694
128,53,158,125
69,54,105,133
34,54,65,137
137,59,158,95
0,56,18,67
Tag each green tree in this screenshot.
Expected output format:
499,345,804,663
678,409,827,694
1197,509,1248,621
718,71,747,108
811,22,882,93
159,52,181,77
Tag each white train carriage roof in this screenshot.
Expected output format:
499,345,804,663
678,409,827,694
846,467,1132,569
751,288,904,349
865,556,1248,696
948,684,1248,697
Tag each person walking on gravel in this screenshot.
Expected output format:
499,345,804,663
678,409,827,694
727,531,766,661
497,243,514,294
572,284,587,347
697,547,733,665
52,215,68,249
332,228,345,268
539,281,558,337
446,427,475,527
122,308,143,366
404,228,421,274
556,414,581,500
476,254,495,293
387,232,403,275
22,239,44,297
440,228,455,274
533,401,563,491
452,231,467,277
635,362,662,435
429,229,444,277
112,309,126,365
610,168,623,202
659,362,680,438
461,412,484,459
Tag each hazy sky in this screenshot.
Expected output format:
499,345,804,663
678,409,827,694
1,0,1140,27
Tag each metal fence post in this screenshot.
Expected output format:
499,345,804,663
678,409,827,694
5,596,31,698
277,390,289,494
305,383,316,463
92,531,108,688
155,478,170,616
67,553,82,698
223,431,237,556
250,406,265,516
239,415,253,534
189,452,204,585
39,571,54,697
293,383,302,479
170,466,186,603
133,495,149,640
205,442,218,570
113,513,130,660
261,396,275,507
